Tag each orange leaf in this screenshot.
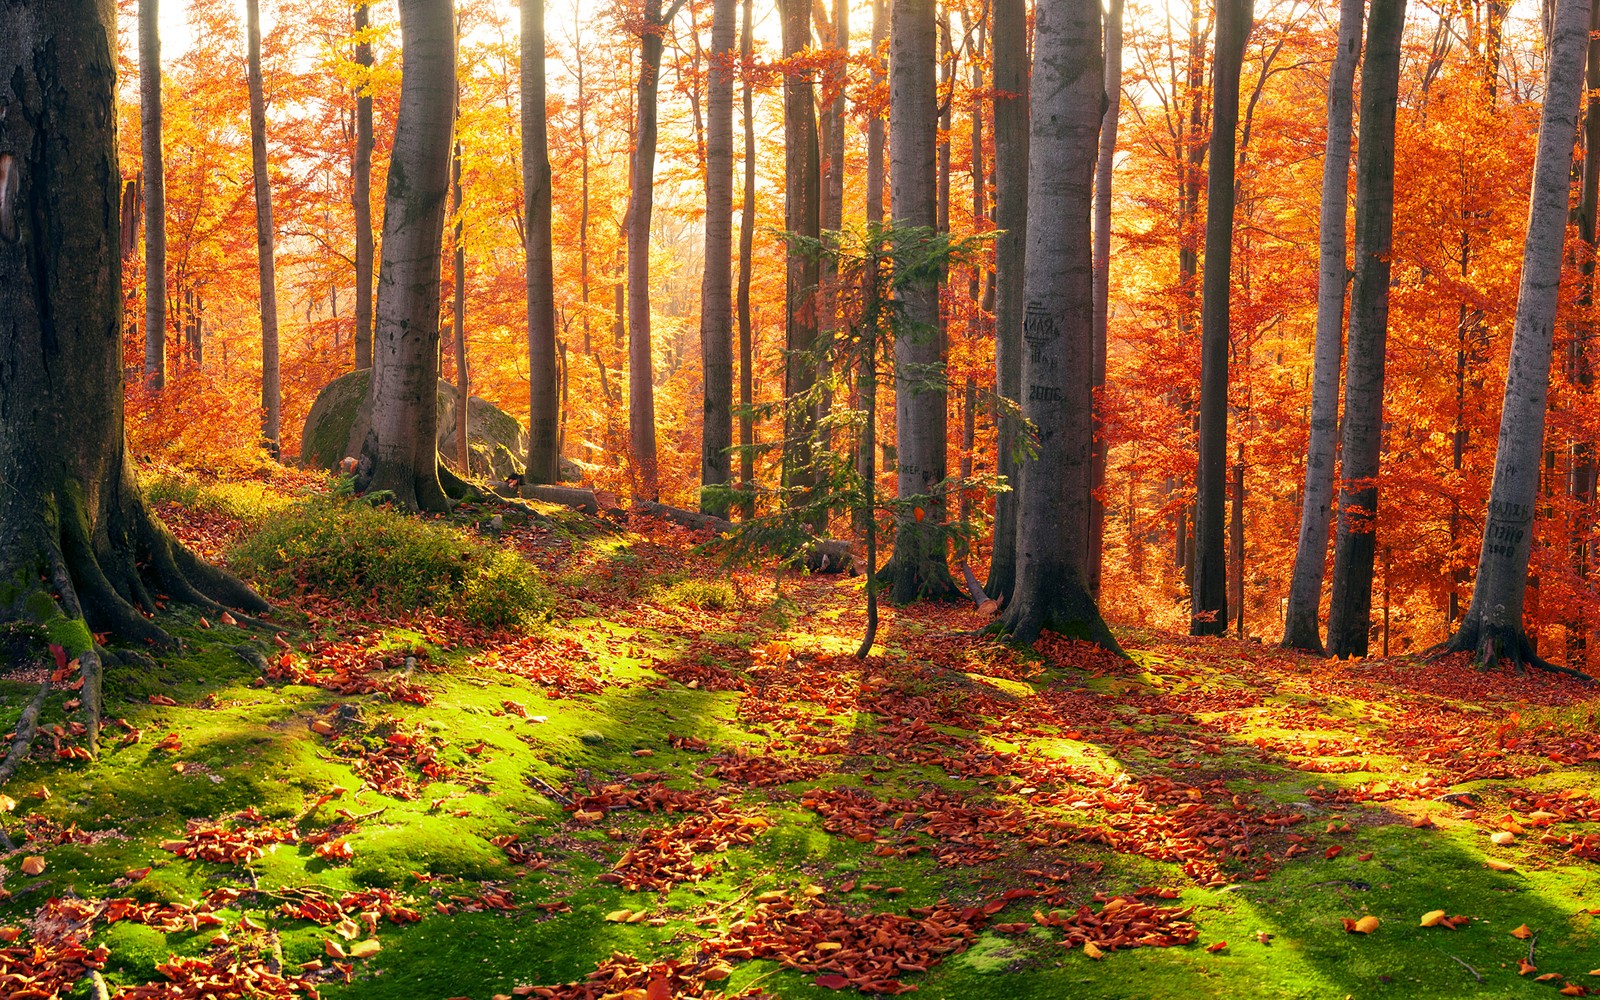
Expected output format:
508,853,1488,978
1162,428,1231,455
1512,924,1534,940
1206,941,1227,953
1324,845,1343,860
20,856,46,876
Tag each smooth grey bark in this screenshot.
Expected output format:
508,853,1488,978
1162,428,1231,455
700,0,736,514
1433,0,1593,675
1568,0,1600,664
856,0,887,533
140,0,166,390
1282,0,1364,654
888,0,959,602
452,131,469,471
1089,0,1124,598
628,0,681,501
1326,0,1405,657
1191,0,1251,636
354,0,375,371
985,0,1028,603
998,0,1118,650
781,0,821,507
0,0,267,668
738,0,756,513
524,0,560,485
358,0,456,512
245,0,280,457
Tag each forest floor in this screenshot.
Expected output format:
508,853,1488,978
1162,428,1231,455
3,467,1600,1000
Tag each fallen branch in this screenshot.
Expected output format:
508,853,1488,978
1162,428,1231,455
1434,947,1482,984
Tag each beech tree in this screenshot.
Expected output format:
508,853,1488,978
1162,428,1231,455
781,0,821,505
998,0,1118,649
353,0,375,371
985,0,1028,603
245,0,281,456
356,0,457,512
1435,0,1592,673
1089,0,1125,597
141,0,166,390
737,0,757,511
1282,0,1364,654
1326,0,1405,658
888,0,958,602
525,0,561,484
1191,0,1251,636
0,0,267,710
700,0,736,514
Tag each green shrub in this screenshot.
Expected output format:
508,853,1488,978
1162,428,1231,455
145,471,290,527
229,497,552,628
650,577,737,612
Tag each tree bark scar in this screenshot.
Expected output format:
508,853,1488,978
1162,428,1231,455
0,154,17,244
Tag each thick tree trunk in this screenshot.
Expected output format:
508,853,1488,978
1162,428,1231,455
245,0,280,457
985,0,1028,603
353,0,375,371
998,0,1118,650
1191,0,1251,637
738,0,757,516
140,0,166,390
1089,0,1124,599
0,0,267,710
781,0,821,507
1326,0,1405,658
524,0,561,485
357,0,455,513
701,0,736,515
1434,0,1592,676
628,0,674,501
888,0,959,602
1282,0,1363,654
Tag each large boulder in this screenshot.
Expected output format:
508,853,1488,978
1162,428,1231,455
300,371,534,481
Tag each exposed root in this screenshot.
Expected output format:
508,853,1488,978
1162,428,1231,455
0,681,50,789
1426,620,1595,683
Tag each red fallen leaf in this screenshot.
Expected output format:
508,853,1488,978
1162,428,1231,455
982,899,1007,915
1357,852,1374,861
1206,941,1228,953
148,694,177,706
49,644,66,671
1325,845,1343,859
125,867,152,881
1520,959,1538,976
220,611,239,626
815,974,852,990
1002,888,1040,900
645,975,671,1000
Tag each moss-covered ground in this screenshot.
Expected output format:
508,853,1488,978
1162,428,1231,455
4,468,1600,999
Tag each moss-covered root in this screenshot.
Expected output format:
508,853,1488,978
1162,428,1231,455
1427,619,1595,683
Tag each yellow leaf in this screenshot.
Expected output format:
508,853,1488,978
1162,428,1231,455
0,794,16,813
349,939,381,959
1491,831,1516,846
1420,910,1447,927
1083,941,1104,960
1485,859,1517,872
1353,916,1379,934
604,909,633,923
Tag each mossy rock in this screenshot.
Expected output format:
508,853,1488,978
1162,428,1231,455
300,371,544,481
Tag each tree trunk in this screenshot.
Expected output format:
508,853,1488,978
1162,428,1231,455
353,0,375,371
998,0,1118,650
524,0,560,485
738,0,757,516
1567,0,1600,665
1089,0,1124,599
0,0,267,695
140,0,166,390
1326,0,1405,658
857,0,888,533
245,0,280,457
357,0,456,513
1282,0,1362,653
628,0,674,501
889,0,959,602
1435,0,1592,674
1191,0,1251,637
781,0,821,508
985,0,1028,603
701,0,736,515
451,131,469,472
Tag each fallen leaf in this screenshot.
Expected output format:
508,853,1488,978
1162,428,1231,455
1324,845,1343,860
1485,859,1517,872
605,909,634,923
325,939,347,958
1083,941,1104,960
1206,941,1227,953
20,856,45,876
1512,924,1534,940
815,974,851,989
349,939,381,959
1420,910,1446,928
1491,831,1516,846
1342,916,1379,934
1520,959,1539,976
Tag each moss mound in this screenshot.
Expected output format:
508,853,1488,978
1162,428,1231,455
228,496,552,629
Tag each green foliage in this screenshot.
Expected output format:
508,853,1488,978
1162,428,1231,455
145,469,293,528
649,577,738,611
230,496,552,629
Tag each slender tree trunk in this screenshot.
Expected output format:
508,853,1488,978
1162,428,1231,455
857,0,888,532
0,0,267,685
1435,0,1592,674
245,0,281,457
1326,0,1406,657
889,0,959,602
960,11,985,530
1192,0,1252,636
701,0,736,514
738,0,757,516
525,0,560,485
452,132,469,472
1567,0,1600,665
357,0,456,513
140,0,166,390
986,0,1028,602
1282,0,1364,653
353,0,375,371
1089,0,1124,598
781,0,821,507
999,0,1118,649
576,35,592,355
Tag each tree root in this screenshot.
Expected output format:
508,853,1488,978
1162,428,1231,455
1426,620,1595,683
0,681,50,789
